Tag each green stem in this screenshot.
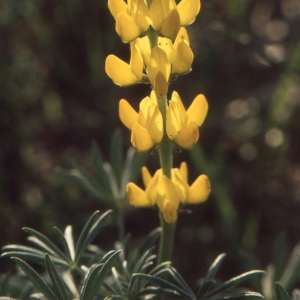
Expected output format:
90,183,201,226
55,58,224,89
116,207,125,245
148,26,158,49
148,28,176,264
159,136,172,178
158,213,176,263
156,94,176,263
157,94,172,178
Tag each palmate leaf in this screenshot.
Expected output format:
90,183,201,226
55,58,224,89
74,210,112,263
133,228,161,260
195,254,264,300
104,248,171,299
59,167,113,206
132,248,155,274
167,265,194,297
11,257,58,300
1,245,68,267
128,248,156,296
127,227,161,271
79,264,103,300
79,250,121,300
101,274,123,297
110,267,125,297
2,210,114,274
147,262,194,298
52,226,74,262
2,244,54,257
150,261,174,280
64,226,75,262
23,227,70,263
45,255,71,300
91,141,112,192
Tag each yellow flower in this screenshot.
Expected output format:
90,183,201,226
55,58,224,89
176,0,201,26
108,0,149,43
166,91,208,148
119,91,163,151
105,28,193,88
171,26,194,75
108,0,201,42
127,162,211,223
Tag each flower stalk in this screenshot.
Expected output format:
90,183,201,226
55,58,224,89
158,213,176,264
106,0,211,264
148,26,158,50
157,93,172,179
159,135,173,179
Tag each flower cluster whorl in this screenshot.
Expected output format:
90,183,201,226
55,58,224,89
105,0,211,223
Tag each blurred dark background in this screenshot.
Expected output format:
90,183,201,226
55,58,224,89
1,0,300,288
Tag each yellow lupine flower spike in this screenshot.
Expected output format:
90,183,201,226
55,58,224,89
105,38,148,86
166,91,208,148
105,29,194,87
119,91,164,151
108,0,201,42
126,162,211,223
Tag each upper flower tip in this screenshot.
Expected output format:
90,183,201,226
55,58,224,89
108,0,201,43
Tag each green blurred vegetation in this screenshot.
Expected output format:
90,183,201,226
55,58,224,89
1,0,300,291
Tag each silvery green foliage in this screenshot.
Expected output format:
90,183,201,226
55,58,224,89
1,211,265,300
59,130,148,209
262,233,300,300
1,210,120,299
